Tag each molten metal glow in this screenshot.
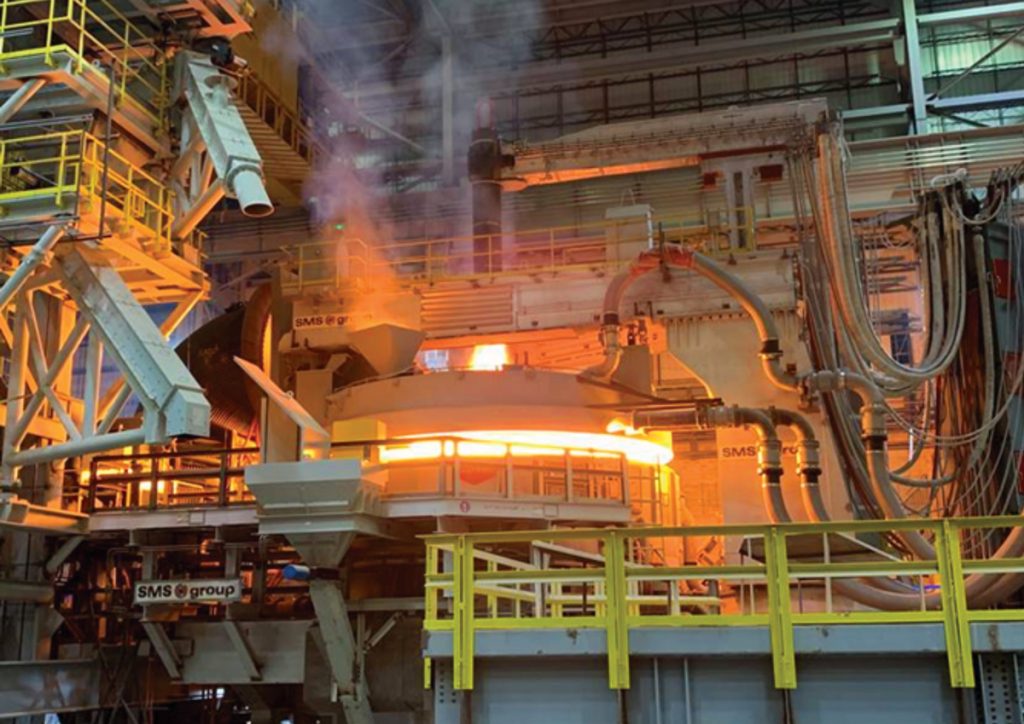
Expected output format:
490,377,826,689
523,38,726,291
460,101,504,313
606,419,641,436
468,344,509,371
380,429,673,466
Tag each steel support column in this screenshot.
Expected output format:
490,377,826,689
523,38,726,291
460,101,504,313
902,0,928,133
308,576,375,724
440,34,455,185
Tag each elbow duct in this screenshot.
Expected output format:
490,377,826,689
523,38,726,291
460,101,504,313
633,403,790,522
706,405,791,524
768,408,829,523
585,247,799,391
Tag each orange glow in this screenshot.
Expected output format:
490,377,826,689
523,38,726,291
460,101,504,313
606,419,641,436
380,429,673,466
138,480,166,494
468,344,509,371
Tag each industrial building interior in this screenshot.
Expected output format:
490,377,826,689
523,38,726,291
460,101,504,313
4,0,1024,721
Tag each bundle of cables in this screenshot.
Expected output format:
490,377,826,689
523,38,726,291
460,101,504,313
782,118,1024,606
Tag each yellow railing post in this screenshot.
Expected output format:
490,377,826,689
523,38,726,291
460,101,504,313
764,527,796,689
452,535,475,690
603,531,630,689
55,132,68,207
423,542,439,690
936,520,975,688
45,0,57,66
76,0,86,74
0,0,9,65
487,559,497,618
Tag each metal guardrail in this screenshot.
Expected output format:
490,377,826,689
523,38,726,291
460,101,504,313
280,212,757,294
423,517,1024,693
83,447,259,512
0,130,199,253
0,0,168,123
345,434,678,525
84,435,679,527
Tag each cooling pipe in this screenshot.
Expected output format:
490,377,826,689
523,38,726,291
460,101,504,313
585,246,799,391
631,408,699,431
804,370,936,561
634,404,790,523
0,224,65,312
768,408,828,523
600,241,1024,607
708,405,790,524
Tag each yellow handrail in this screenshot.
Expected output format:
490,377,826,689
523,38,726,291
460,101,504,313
424,516,1024,693
0,130,198,254
0,0,168,123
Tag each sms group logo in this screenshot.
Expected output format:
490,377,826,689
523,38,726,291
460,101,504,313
134,579,241,604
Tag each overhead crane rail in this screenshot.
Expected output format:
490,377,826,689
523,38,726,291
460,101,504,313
423,517,1024,693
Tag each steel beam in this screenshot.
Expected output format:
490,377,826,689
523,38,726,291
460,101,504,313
309,577,376,724
930,89,1024,112
0,225,64,314
172,178,227,239
344,18,899,99
0,580,54,603
45,535,84,574
7,428,147,468
223,621,262,681
919,2,1024,26
0,78,46,124
234,685,273,724
440,34,455,184
0,497,87,534
930,26,1024,101
902,0,929,133
57,248,210,442
142,622,182,680
841,104,909,120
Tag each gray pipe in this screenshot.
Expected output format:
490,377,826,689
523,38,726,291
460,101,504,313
806,370,937,560
689,253,800,392
7,428,146,468
0,224,65,312
585,248,800,390
769,408,829,523
706,405,791,524
632,408,699,431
